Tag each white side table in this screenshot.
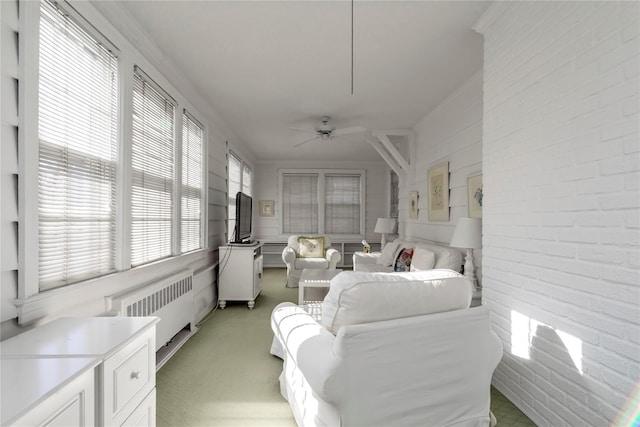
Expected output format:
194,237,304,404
298,269,343,305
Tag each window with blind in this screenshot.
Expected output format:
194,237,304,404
281,170,364,236
181,111,204,253
131,67,176,266
282,173,319,233
227,150,252,241
38,0,119,290
325,174,361,234
390,170,399,218
242,164,253,196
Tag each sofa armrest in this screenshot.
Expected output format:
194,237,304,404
325,248,341,268
271,303,342,402
282,246,296,265
353,251,380,271
353,251,380,264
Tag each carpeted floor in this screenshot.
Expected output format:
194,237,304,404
156,268,535,426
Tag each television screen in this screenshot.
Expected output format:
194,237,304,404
234,192,252,243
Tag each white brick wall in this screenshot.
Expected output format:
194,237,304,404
477,2,639,426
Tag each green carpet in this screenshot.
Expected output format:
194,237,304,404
157,267,535,426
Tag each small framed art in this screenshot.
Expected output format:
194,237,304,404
467,173,483,218
427,162,450,222
409,191,419,219
259,200,275,217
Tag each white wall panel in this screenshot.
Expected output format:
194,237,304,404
400,72,483,280
1,0,19,323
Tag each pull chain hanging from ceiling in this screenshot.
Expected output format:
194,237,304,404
351,0,354,95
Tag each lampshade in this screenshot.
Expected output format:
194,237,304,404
450,218,482,249
374,217,396,234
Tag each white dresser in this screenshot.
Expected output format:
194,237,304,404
0,317,159,426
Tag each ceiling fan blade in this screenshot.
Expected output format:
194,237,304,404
294,135,320,147
288,127,318,134
333,126,366,136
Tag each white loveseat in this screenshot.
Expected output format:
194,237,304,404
270,270,503,427
353,239,463,273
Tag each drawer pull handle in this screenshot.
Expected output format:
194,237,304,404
131,371,141,379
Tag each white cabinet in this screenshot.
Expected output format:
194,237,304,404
261,241,287,267
1,357,98,427
218,243,263,309
0,317,158,427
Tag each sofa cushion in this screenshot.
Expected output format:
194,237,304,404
298,236,324,258
410,247,436,271
321,270,472,334
376,241,400,266
295,257,330,269
415,243,462,271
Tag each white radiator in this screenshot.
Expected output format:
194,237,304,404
106,269,195,352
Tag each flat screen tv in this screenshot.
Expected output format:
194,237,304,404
234,191,253,243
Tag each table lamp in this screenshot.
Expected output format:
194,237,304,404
449,217,482,289
374,217,397,248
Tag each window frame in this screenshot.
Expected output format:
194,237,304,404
278,169,366,239
180,109,205,254
37,0,121,290
227,149,252,242
18,0,209,309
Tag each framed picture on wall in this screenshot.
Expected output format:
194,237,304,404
259,200,275,217
409,191,419,219
467,173,483,218
427,162,450,222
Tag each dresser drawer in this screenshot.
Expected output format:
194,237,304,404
121,388,156,427
103,328,156,426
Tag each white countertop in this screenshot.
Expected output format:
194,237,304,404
0,317,159,358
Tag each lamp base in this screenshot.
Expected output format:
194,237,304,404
463,249,480,291
380,234,388,248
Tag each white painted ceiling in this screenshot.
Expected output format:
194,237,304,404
104,1,489,162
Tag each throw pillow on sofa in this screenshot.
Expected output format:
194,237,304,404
297,236,324,258
410,247,436,271
376,241,400,266
394,248,414,271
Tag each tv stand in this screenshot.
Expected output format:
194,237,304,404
218,242,263,309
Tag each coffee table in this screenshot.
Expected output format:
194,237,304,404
298,269,343,305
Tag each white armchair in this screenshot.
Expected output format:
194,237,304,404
282,235,341,287
271,270,503,427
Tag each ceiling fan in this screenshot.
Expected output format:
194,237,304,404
290,116,366,147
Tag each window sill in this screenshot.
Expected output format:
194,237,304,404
14,249,211,326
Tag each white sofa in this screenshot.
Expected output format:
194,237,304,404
282,235,342,288
270,270,503,427
353,239,463,273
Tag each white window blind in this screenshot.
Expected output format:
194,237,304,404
325,174,361,234
181,111,203,253
131,67,176,266
38,0,119,290
242,164,252,196
282,173,319,233
390,170,399,218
